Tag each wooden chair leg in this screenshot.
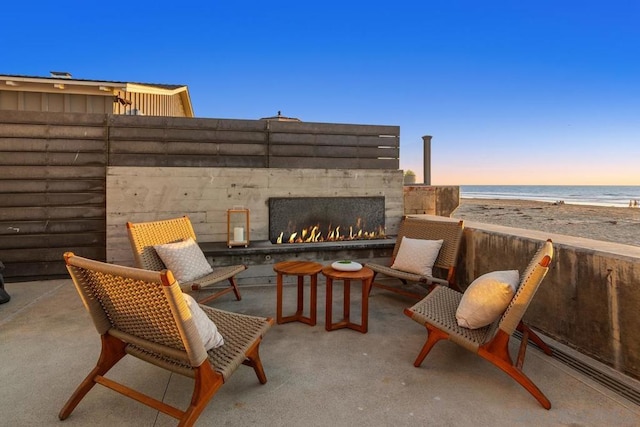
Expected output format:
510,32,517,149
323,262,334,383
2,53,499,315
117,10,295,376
518,322,552,355
241,341,268,384
196,278,242,305
179,363,224,427
480,331,551,409
413,323,448,367
229,277,242,301
59,334,126,420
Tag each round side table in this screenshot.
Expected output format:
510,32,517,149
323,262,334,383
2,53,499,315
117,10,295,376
274,261,323,325
322,265,374,333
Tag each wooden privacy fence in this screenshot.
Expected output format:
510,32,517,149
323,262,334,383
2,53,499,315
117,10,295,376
0,110,399,281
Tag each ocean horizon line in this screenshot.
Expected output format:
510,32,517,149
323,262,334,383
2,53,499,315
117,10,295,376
460,185,640,208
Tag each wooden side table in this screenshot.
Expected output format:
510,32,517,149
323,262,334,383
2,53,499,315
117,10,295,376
322,265,374,333
274,261,323,326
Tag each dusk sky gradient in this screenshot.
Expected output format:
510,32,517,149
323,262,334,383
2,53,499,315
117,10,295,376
3,1,639,185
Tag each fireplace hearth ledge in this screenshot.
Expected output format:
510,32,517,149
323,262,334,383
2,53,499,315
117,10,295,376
199,238,396,257
198,238,396,286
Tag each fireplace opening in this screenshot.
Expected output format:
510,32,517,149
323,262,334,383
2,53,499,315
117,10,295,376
269,197,385,244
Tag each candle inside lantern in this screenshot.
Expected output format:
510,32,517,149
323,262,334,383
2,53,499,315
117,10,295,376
233,227,244,242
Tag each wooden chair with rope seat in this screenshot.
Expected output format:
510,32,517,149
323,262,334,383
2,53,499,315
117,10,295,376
127,215,246,305
365,216,465,298
59,252,273,426
404,239,554,409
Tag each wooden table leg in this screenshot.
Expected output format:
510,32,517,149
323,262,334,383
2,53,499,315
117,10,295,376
296,276,304,317
360,277,371,333
276,273,284,324
325,277,333,331
343,279,351,324
310,273,317,326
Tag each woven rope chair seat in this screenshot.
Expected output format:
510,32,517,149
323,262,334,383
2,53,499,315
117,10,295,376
123,307,272,382
407,286,495,352
365,216,464,297
366,264,450,286
203,307,272,381
185,265,247,290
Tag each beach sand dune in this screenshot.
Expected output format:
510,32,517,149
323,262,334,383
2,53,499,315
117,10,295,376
452,198,640,247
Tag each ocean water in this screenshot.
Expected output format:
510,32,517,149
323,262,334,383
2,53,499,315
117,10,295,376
460,185,640,208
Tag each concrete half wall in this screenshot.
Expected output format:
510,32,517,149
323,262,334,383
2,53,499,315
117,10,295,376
455,218,640,381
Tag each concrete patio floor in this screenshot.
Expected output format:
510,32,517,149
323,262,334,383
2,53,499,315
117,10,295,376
1,278,640,426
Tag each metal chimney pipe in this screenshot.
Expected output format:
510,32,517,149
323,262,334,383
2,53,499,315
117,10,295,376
422,135,432,185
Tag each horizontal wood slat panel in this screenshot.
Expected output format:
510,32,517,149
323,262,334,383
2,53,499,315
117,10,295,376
2,262,70,280
0,232,104,249
268,120,399,136
269,133,399,147
1,192,105,207
109,129,265,143
0,152,106,166
0,124,106,139
0,138,106,152
0,166,105,179
269,145,399,158
0,219,105,235
0,110,399,281
268,157,399,169
0,179,105,193
0,206,105,221
109,154,267,168
109,141,267,156
109,115,266,131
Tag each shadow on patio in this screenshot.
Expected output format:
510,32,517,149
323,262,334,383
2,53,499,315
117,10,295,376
1,278,639,426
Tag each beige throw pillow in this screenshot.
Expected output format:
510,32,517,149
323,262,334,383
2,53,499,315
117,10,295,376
153,238,213,283
183,294,224,350
456,270,520,329
390,237,443,276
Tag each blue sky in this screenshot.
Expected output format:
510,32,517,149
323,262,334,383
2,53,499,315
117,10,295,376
3,1,639,185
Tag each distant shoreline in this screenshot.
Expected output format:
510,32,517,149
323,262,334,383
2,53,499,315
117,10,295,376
459,185,640,208
452,198,640,247
460,196,639,209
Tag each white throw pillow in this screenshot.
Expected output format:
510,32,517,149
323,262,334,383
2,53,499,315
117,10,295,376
456,270,520,329
183,294,224,350
390,237,443,276
153,238,213,283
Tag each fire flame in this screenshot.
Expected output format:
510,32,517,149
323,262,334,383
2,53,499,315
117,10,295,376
276,221,385,244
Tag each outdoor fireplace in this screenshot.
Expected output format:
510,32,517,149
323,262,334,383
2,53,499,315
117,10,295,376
269,197,385,244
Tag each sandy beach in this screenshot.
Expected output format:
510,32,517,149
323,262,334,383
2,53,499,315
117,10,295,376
452,198,640,247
